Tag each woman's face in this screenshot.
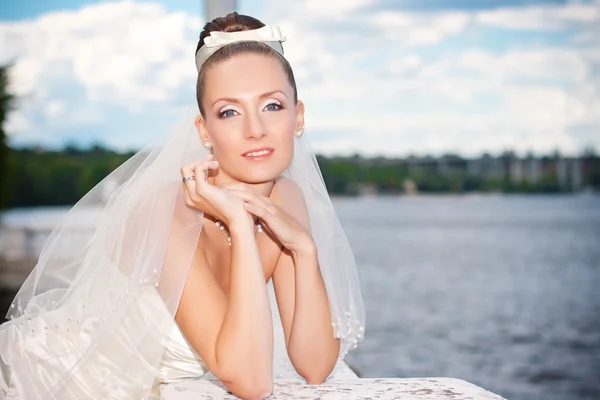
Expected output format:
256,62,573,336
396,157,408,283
197,52,303,184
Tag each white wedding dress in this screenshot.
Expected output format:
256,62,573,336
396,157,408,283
0,106,365,399
0,271,356,399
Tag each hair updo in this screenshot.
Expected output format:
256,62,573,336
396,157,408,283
195,12,298,116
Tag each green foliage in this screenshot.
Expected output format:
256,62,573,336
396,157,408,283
2,145,599,208
5,146,131,208
0,65,15,209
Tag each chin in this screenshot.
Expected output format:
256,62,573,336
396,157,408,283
237,162,290,184
234,153,292,184
239,169,283,184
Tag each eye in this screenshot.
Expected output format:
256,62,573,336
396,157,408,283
264,102,283,112
218,108,237,119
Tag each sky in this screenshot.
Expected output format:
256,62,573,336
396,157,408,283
0,0,598,157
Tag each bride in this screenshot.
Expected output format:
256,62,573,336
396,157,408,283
0,12,365,400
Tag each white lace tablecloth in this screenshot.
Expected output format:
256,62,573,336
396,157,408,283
160,377,506,399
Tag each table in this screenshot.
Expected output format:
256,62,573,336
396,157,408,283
160,377,506,399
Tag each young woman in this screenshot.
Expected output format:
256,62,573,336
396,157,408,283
0,12,365,400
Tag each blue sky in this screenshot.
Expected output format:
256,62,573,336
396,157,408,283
0,0,598,156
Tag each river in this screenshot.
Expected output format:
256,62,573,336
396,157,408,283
1,194,599,399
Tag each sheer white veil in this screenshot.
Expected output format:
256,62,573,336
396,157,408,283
1,32,365,399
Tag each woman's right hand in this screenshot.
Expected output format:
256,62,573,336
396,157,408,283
180,156,250,225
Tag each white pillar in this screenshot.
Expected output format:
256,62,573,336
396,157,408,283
205,0,237,21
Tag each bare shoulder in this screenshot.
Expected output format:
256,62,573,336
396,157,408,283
272,176,306,208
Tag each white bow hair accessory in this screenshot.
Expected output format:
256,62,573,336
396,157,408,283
195,25,286,72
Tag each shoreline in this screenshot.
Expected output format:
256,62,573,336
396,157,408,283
1,191,598,214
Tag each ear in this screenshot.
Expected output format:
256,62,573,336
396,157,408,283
295,100,305,132
195,114,210,144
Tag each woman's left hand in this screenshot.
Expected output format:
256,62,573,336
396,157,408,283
225,186,314,253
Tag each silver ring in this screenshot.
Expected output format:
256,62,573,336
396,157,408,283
182,176,195,182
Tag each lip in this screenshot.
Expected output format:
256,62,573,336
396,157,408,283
241,147,275,160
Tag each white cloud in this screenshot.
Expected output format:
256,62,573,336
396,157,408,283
370,11,471,46
1,0,598,156
459,49,591,82
307,47,599,156
304,0,374,16
8,58,43,97
44,100,65,118
387,55,423,77
476,0,600,30
260,0,600,156
0,1,202,145
5,111,30,135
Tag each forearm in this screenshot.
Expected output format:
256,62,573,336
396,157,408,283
215,216,273,384
288,246,340,383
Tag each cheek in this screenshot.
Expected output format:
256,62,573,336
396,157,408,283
270,117,294,140
211,132,231,149
208,125,241,157
270,112,295,138
276,129,296,166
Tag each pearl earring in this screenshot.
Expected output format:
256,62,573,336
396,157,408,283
204,141,211,148
296,124,305,137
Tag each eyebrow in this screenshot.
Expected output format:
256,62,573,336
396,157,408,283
211,90,288,108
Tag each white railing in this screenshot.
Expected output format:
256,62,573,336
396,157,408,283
0,226,95,261
0,206,101,261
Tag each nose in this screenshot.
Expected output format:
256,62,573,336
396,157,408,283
244,110,267,140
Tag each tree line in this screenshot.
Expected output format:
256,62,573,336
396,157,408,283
0,145,597,208
1,64,598,209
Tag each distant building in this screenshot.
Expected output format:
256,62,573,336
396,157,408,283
572,158,582,190
557,157,583,191
510,158,524,184
437,155,467,175
526,157,542,184
557,158,568,190
467,154,505,179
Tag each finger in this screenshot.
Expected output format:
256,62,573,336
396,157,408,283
180,163,197,197
180,155,215,180
180,155,214,176
243,201,271,220
228,189,277,214
180,159,219,196
192,161,219,193
181,159,219,180
181,156,218,179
